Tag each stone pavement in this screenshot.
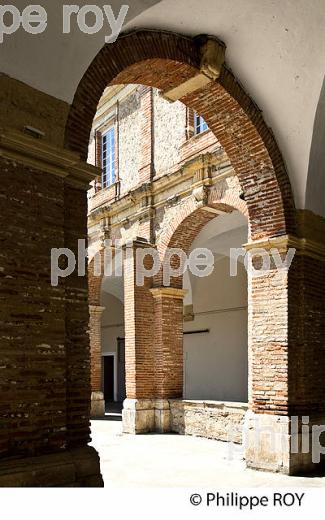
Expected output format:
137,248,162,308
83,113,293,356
90,419,325,488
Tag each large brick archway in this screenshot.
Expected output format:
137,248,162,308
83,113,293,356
65,30,296,241
1,22,324,488
65,30,324,476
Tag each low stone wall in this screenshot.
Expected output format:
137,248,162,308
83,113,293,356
122,398,248,443
169,400,248,444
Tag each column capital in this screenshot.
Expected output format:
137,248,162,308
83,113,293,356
243,234,325,261
150,287,188,300
89,305,106,315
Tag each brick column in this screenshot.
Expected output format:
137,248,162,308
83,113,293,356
244,232,325,475
150,287,186,432
122,265,187,434
244,242,290,472
89,305,105,417
122,238,156,433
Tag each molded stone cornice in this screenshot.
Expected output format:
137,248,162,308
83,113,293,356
89,305,106,315
0,128,99,188
88,151,234,226
244,234,325,261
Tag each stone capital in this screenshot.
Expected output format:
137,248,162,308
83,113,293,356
243,234,325,261
89,305,106,316
150,287,188,300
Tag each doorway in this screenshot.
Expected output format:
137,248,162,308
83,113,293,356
103,355,115,402
117,337,126,402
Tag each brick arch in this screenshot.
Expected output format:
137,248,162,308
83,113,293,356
155,194,244,288
88,254,104,306
65,29,296,240
157,187,247,259
88,248,118,306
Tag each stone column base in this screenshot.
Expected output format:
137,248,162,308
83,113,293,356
0,446,103,487
91,391,105,417
244,410,325,475
122,398,171,434
244,411,291,474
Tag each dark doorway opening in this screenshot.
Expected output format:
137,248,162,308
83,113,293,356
117,337,126,402
103,355,114,402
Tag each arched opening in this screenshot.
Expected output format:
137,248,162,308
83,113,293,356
65,30,296,239
183,211,248,403
86,76,252,433
156,201,249,441
2,12,325,489
72,30,308,476
101,274,126,415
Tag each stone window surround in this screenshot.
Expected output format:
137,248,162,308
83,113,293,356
94,110,119,192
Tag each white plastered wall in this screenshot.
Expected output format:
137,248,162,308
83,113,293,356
100,288,124,356
183,213,248,402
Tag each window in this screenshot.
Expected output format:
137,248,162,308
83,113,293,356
194,112,208,134
102,127,115,188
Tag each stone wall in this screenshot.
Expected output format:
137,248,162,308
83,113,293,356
88,84,217,197
153,90,186,174
170,400,248,444
118,89,142,194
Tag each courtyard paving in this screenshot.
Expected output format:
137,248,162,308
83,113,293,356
90,418,325,488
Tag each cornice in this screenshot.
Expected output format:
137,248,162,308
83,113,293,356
244,234,325,262
88,151,235,226
0,128,99,188
89,305,106,314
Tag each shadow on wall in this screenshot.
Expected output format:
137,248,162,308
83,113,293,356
306,74,325,218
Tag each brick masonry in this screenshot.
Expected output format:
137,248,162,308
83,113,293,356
0,154,103,484
0,78,103,485
0,159,67,459
123,240,155,399
0,29,323,485
65,30,296,240
81,31,325,474
89,306,105,393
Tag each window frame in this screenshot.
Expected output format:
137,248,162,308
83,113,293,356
194,112,208,135
101,126,116,189
94,112,118,191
